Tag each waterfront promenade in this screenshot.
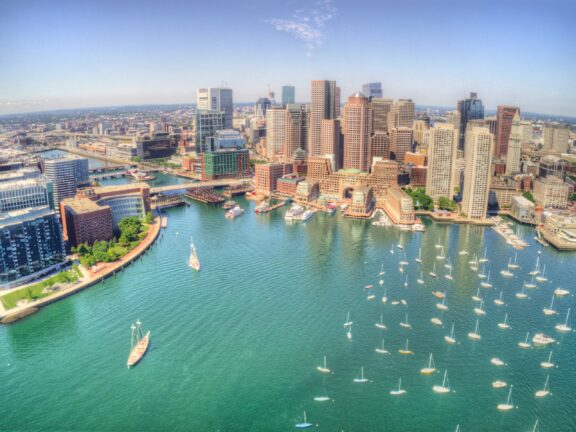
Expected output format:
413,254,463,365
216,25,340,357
0,216,163,324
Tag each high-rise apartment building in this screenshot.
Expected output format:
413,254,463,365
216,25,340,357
390,127,414,163
343,93,372,172
461,126,494,219
281,86,295,106
505,111,522,175
195,110,225,153
413,119,430,147
320,119,341,169
370,132,390,160
370,98,394,133
388,99,415,129
457,92,485,151
445,111,461,136
265,107,286,158
196,88,234,129
543,124,570,153
426,124,458,202
0,175,53,212
283,104,309,160
309,80,340,157
362,82,383,100
495,105,520,159
42,156,89,209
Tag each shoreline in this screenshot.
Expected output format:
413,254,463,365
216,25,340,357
0,216,164,324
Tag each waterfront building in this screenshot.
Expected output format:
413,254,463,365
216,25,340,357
200,149,250,181
361,82,383,100
390,127,414,163
495,105,520,159
309,80,340,157
457,92,484,151
283,104,309,160
281,86,295,106
60,198,114,247
42,156,89,210
505,111,522,175
276,174,302,196
195,110,225,153
345,186,375,218
534,176,569,209
343,93,371,173
370,98,394,133
388,99,415,129
0,167,40,183
295,180,320,203
539,155,565,179
543,123,571,153
0,175,53,212
488,177,522,210
370,132,390,160
510,195,536,224
197,88,234,129
254,163,293,195
540,213,576,250
213,130,246,150
383,186,415,224
0,206,66,288
426,123,458,202
461,126,494,219
320,119,341,169
106,142,138,160
136,133,177,160
265,107,286,159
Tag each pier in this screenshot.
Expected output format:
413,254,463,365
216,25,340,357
184,188,225,204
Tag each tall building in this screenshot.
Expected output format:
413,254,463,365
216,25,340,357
445,111,461,136
388,99,415,129
342,93,372,172
265,107,286,158
457,92,484,151
362,82,383,100
320,119,341,168
370,132,390,160
196,88,234,129
539,155,565,179
495,105,520,159
195,110,225,153
42,156,89,209
200,149,250,181
461,126,494,219
0,175,53,212
505,111,522,175
309,80,340,157
543,124,570,153
413,119,430,147
426,124,458,202
370,98,394,133
281,86,295,106
283,104,309,159
390,127,414,163
255,97,272,117
254,163,293,195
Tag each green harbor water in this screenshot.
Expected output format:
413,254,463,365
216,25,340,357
1,168,575,431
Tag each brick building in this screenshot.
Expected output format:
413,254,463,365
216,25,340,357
60,198,114,247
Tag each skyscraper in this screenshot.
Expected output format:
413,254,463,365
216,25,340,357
505,111,522,175
388,99,415,129
461,126,494,219
283,104,309,160
495,105,520,159
321,119,341,169
265,107,286,159
343,93,371,172
281,86,295,106
196,88,234,129
457,92,484,151
543,124,571,153
370,132,390,160
195,110,225,153
390,127,414,163
309,80,340,157
370,98,394,133
362,82,383,100
426,124,458,202
42,156,89,210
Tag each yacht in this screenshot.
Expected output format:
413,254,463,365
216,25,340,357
515,286,528,299
472,288,482,302
432,291,445,299
535,375,550,398
429,264,438,278
313,388,331,402
459,249,469,256
436,296,449,311
554,287,570,297
490,357,505,367
417,272,424,285
415,248,422,264
474,300,486,316
295,411,312,429
444,323,456,344
343,312,353,327
375,339,389,355
480,271,493,288
390,377,406,396
532,333,555,346
535,265,548,282
400,314,412,329
508,252,520,269
432,370,451,393
420,353,436,374
382,288,388,304
479,248,489,263
494,291,505,306
492,381,507,389
284,204,304,221
225,205,244,219
188,238,201,272
375,314,387,329
444,267,453,281
431,317,443,327
529,256,541,276
497,385,514,411
316,356,331,373
353,366,369,383
398,339,413,355
436,246,446,260
518,332,531,349
468,320,481,340
540,351,554,369
127,320,151,368
498,313,510,330
555,308,572,333
524,276,537,289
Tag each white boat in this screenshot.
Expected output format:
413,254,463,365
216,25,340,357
401,298,408,305
459,250,469,255
444,267,453,281
400,314,412,329
431,317,443,327
375,314,387,329
295,411,313,429
524,276,537,289
346,324,353,341
491,357,505,366
432,370,451,393
478,266,487,279
344,312,353,328
515,286,528,299
398,339,413,355
540,351,554,369
415,248,422,264
397,243,404,250
535,375,550,398
436,246,446,260
497,385,514,411
492,380,507,389
554,288,570,297
417,272,424,284
535,265,548,282
468,319,481,340
353,366,369,383
480,271,493,288
225,205,244,219
375,339,389,354
284,204,304,221
382,288,388,304
498,313,510,330
436,296,449,311
500,268,514,278
555,308,572,333
313,388,331,402
529,256,541,276
316,355,331,373
444,258,452,270
399,253,409,266
379,278,384,286
366,294,376,301
188,238,201,271
432,291,445,299
468,255,478,265
479,248,489,263
494,291,505,306
518,332,531,349
299,209,314,222
420,353,436,374
508,252,520,269
444,323,456,344
474,300,486,316
532,333,555,346
404,275,408,287
472,288,482,302
390,377,407,395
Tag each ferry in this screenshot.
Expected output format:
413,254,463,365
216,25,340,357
285,204,305,221
225,206,244,219
127,320,150,368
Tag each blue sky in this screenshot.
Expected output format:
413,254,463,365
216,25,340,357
0,0,575,116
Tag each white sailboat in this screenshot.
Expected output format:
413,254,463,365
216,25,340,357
515,285,528,299
472,288,482,302
431,317,443,327
474,299,486,316
554,287,570,297
459,249,469,255
400,253,409,266
480,271,493,288
375,314,387,329
417,272,424,284
532,333,555,346
501,258,514,278
444,323,456,344
436,246,446,260
518,332,531,349
436,296,449,311
188,238,201,271
375,339,389,354
497,385,514,411
444,258,452,270
316,356,331,373
535,265,547,282
498,313,510,329
508,252,520,269
540,351,554,369
494,291,505,306
346,323,353,341
390,377,406,395
492,380,507,388
382,288,388,304
555,308,572,333
313,388,331,402
344,312,353,327
353,366,369,383
468,319,481,340
478,266,487,279
529,256,541,276
543,295,556,315
444,266,453,281
479,247,489,263
429,263,438,278
420,353,437,374
491,357,505,366
535,375,550,398
400,314,412,329
415,248,422,264
404,275,408,287
524,276,537,289
398,339,413,355
432,369,451,393
295,411,313,428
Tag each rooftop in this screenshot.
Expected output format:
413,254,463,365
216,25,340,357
0,206,55,228
61,197,108,214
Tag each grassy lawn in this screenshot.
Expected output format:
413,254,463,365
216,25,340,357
1,267,81,310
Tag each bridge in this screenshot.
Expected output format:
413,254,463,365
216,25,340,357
150,179,251,194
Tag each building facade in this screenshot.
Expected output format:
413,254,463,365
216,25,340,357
457,92,484,151
361,82,383,100
265,107,286,159
370,132,390,160
196,87,234,129
281,85,295,106
0,176,53,212
42,156,89,210
495,105,520,159
60,198,114,247
370,98,393,133
195,110,225,153
283,104,309,160
534,176,569,209
343,93,371,172
388,99,415,129
543,124,570,153
254,163,294,195
384,186,415,224
200,149,250,181
390,127,414,163
426,123,458,202
309,80,340,157
505,111,522,175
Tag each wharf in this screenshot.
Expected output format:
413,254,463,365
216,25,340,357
222,182,254,198
184,188,225,204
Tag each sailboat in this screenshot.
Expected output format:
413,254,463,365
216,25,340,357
429,263,438,278
529,256,541,276
188,238,201,271
555,308,572,333
390,377,407,395
480,271,493,288
498,313,510,329
295,411,313,429
431,317,443,327
403,275,408,287
444,258,452,270
491,357,505,366
479,247,489,263
543,295,557,315
415,248,422,264
444,266,453,281
554,287,570,297
444,323,456,344
518,332,531,349
353,366,369,383
494,291,505,306
400,314,412,329
459,249,469,256
497,385,514,411
508,252,520,269
468,319,481,340
375,339,389,354
382,288,388,304
378,263,385,276
535,375,550,398
432,290,445,299
478,265,487,279
472,288,482,302
127,320,151,368
398,339,413,355
375,314,387,329
432,370,451,393
492,380,507,389
474,299,486,316
346,324,353,341
515,285,528,299
500,258,514,278
343,312,353,327
316,356,331,373
535,265,548,282
400,253,409,266
417,272,424,284
540,351,554,369
420,353,437,374
524,276,537,289
436,246,446,260
436,296,449,311
313,388,331,402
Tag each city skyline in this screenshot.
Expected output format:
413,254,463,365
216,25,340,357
1,0,575,117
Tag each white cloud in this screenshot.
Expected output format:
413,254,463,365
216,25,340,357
263,0,337,55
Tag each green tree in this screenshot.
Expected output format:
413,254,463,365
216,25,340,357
438,196,457,212
144,211,154,224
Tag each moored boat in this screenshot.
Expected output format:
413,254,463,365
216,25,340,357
127,320,151,368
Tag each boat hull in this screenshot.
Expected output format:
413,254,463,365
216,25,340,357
127,331,151,368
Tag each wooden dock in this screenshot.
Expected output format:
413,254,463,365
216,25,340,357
222,182,254,198
184,188,225,204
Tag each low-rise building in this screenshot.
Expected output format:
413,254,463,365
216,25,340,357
384,186,415,225
345,186,375,218
60,197,114,247
254,163,293,195
295,181,320,203
276,174,303,196
510,195,536,224
534,176,569,209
